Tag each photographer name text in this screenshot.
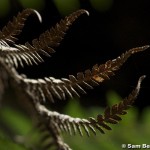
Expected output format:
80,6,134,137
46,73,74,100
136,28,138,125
122,144,150,149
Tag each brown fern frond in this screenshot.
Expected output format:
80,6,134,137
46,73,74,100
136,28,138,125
0,9,42,44
35,75,145,138
70,45,149,85
23,9,89,56
0,9,89,68
19,46,149,103
89,75,145,133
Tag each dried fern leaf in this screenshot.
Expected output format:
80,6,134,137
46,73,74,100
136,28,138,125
24,9,89,56
20,75,84,103
0,9,89,68
68,45,149,89
0,44,44,67
0,8,44,67
20,46,149,103
89,75,145,132
0,9,41,44
35,75,145,137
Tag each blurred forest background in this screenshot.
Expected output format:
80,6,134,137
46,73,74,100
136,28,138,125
0,0,150,150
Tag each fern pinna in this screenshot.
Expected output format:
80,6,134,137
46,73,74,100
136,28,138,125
0,8,149,150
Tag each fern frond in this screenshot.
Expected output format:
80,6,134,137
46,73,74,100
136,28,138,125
71,45,149,84
0,9,89,68
0,45,43,68
23,9,89,56
0,8,148,150
35,75,145,138
20,45,149,103
0,9,42,44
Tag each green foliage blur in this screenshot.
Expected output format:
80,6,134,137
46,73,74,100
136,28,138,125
0,91,150,150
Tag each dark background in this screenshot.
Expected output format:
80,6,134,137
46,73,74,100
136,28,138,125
1,0,150,112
